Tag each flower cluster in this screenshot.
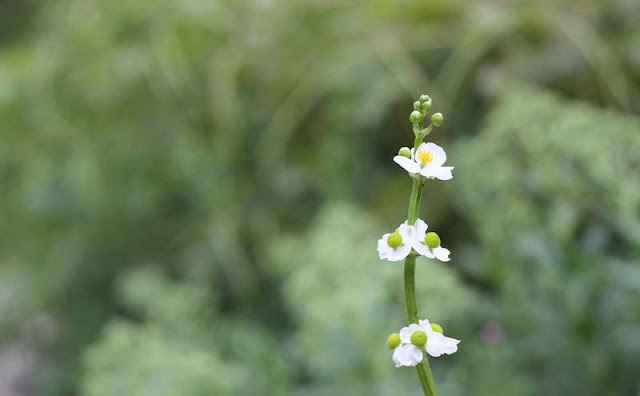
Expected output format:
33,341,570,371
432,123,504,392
377,219,450,262
387,319,460,367
378,94,460,372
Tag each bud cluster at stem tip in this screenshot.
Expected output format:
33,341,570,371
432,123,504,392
409,93,444,136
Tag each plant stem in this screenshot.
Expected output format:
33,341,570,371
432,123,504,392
404,173,439,396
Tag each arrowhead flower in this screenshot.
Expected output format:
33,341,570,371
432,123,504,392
418,319,460,357
392,324,425,367
377,223,414,262
389,319,460,367
411,219,451,262
393,142,454,180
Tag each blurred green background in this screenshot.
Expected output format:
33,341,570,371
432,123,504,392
1,0,639,395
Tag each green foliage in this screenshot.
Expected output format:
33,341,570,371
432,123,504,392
271,204,474,394
0,0,639,395
453,86,640,395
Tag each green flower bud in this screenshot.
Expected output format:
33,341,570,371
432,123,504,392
410,330,427,346
387,333,401,349
430,323,443,334
409,110,425,124
398,147,412,158
419,94,431,103
387,232,403,248
431,112,444,127
413,101,422,111
425,232,441,248
421,100,433,114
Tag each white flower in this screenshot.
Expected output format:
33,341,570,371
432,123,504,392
393,142,454,180
377,223,414,262
392,324,424,367
419,319,460,357
390,320,460,367
410,219,451,262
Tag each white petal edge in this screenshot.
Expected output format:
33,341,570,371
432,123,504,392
393,156,420,174
392,344,424,367
413,219,428,237
433,166,454,180
432,246,451,262
377,234,392,260
386,244,412,261
413,242,435,259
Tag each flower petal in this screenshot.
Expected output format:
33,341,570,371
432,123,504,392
432,246,451,262
413,242,435,259
398,222,416,244
425,332,460,357
377,234,392,260
418,319,432,333
392,344,424,367
433,166,454,181
422,143,447,167
385,243,412,261
393,156,420,174
399,327,412,344
413,219,428,237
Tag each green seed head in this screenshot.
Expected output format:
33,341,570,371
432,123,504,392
431,112,444,127
430,323,443,334
386,333,401,349
410,330,427,346
425,232,441,248
398,147,412,158
409,110,425,124
387,232,403,248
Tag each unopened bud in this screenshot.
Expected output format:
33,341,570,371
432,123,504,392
409,110,424,124
431,112,444,127
398,147,412,158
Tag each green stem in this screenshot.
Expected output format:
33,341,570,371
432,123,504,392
404,171,439,396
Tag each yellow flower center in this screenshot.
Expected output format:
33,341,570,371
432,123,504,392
417,150,433,164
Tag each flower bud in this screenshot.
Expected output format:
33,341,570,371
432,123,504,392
430,323,443,334
413,101,422,111
419,94,431,103
409,110,424,124
387,232,403,248
421,100,433,114
387,333,401,349
431,112,444,127
410,330,427,346
398,147,412,158
425,232,441,248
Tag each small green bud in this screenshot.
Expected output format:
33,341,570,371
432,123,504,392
413,101,422,111
409,110,424,124
421,100,433,114
387,333,401,349
431,112,444,127
430,323,443,334
387,232,403,248
398,147,411,158
410,330,427,346
419,94,431,103
425,232,441,248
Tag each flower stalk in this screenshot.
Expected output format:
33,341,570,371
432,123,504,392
377,94,458,394
404,145,439,396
